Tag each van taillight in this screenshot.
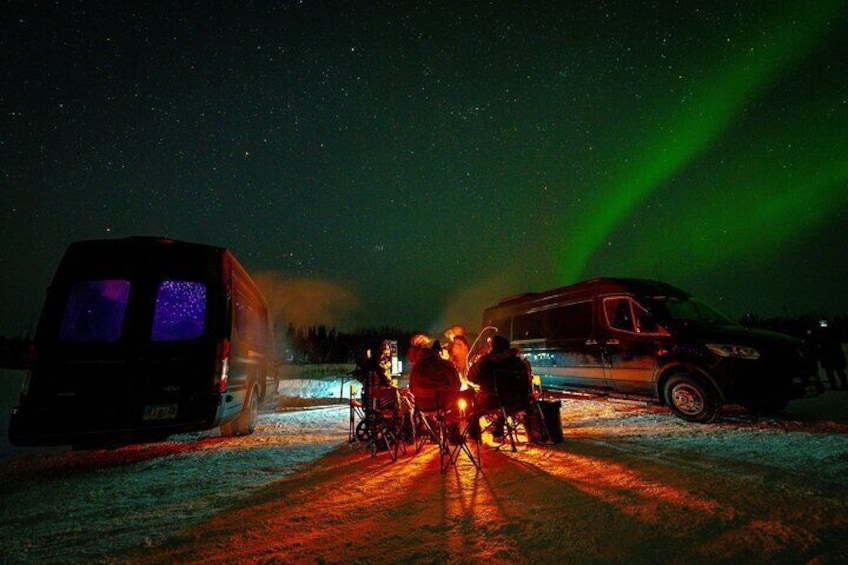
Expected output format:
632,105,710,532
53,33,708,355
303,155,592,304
215,339,230,393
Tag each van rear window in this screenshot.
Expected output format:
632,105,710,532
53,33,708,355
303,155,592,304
60,280,131,342
151,280,207,341
512,301,593,341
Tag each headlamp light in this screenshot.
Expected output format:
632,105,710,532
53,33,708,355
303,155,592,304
706,343,760,360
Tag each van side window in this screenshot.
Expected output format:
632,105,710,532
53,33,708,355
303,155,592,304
60,280,130,342
151,280,206,341
513,301,593,341
634,303,662,333
604,297,664,335
235,289,266,348
235,296,253,344
605,298,634,332
513,311,544,340
549,301,593,339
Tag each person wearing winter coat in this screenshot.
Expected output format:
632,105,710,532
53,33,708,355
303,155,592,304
409,340,477,444
354,339,395,419
356,340,392,388
408,341,463,411
467,334,534,439
407,333,433,367
444,325,471,379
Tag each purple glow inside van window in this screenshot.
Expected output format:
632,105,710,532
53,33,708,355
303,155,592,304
60,279,130,342
151,280,206,341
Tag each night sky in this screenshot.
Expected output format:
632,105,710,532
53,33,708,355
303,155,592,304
2,1,846,336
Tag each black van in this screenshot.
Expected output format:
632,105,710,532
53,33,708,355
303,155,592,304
9,237,278,447
481,278,818,422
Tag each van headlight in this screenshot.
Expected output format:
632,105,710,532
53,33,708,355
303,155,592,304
706,343,760,360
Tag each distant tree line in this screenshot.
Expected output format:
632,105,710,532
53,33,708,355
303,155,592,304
739,313,848,340
279,323,416,365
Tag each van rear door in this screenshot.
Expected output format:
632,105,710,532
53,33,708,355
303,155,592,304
138,278,219,428
32,244,225,440
46,278,138,435
49,275,219,434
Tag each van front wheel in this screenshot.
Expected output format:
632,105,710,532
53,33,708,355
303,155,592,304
664,374,720,423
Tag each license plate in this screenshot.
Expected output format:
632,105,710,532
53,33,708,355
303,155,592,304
143,404,178,420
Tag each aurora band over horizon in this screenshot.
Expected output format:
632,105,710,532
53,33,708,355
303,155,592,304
555,2,847,285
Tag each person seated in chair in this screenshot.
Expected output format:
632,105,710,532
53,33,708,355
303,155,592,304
409,341,474,442
355,339,394,413
355,340,392,387
407,333,433,367
467,334,533,440
409,341,462,410
444,325,471,379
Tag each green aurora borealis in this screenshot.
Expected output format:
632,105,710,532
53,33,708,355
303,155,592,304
555,0,847,286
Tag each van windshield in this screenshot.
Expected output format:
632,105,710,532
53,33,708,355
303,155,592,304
643,296,734,326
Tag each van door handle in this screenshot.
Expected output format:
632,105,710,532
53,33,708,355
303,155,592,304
606,339,620,345
585,339,598,345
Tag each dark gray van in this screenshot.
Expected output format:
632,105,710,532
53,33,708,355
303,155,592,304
481,278,818,422
9,237,278,447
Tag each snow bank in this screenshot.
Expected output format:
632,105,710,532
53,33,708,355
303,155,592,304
278,376,356,400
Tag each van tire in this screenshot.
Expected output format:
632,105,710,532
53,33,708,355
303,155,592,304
238,386,260,435
221,386,259,437
663,374,720,423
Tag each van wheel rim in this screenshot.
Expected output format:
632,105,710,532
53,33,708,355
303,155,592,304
671,384,704,415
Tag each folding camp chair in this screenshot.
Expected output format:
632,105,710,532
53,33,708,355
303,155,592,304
349,382,366,444
410,388,444,454
438,389,480,473
409,386,480,472
365,385,407,461
480,369,550,452
397,387,417,447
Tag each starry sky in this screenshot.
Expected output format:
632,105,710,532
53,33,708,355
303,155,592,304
2,1,847,336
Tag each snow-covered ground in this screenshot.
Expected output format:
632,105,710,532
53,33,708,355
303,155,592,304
0,370,350,564
2,368,848,564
